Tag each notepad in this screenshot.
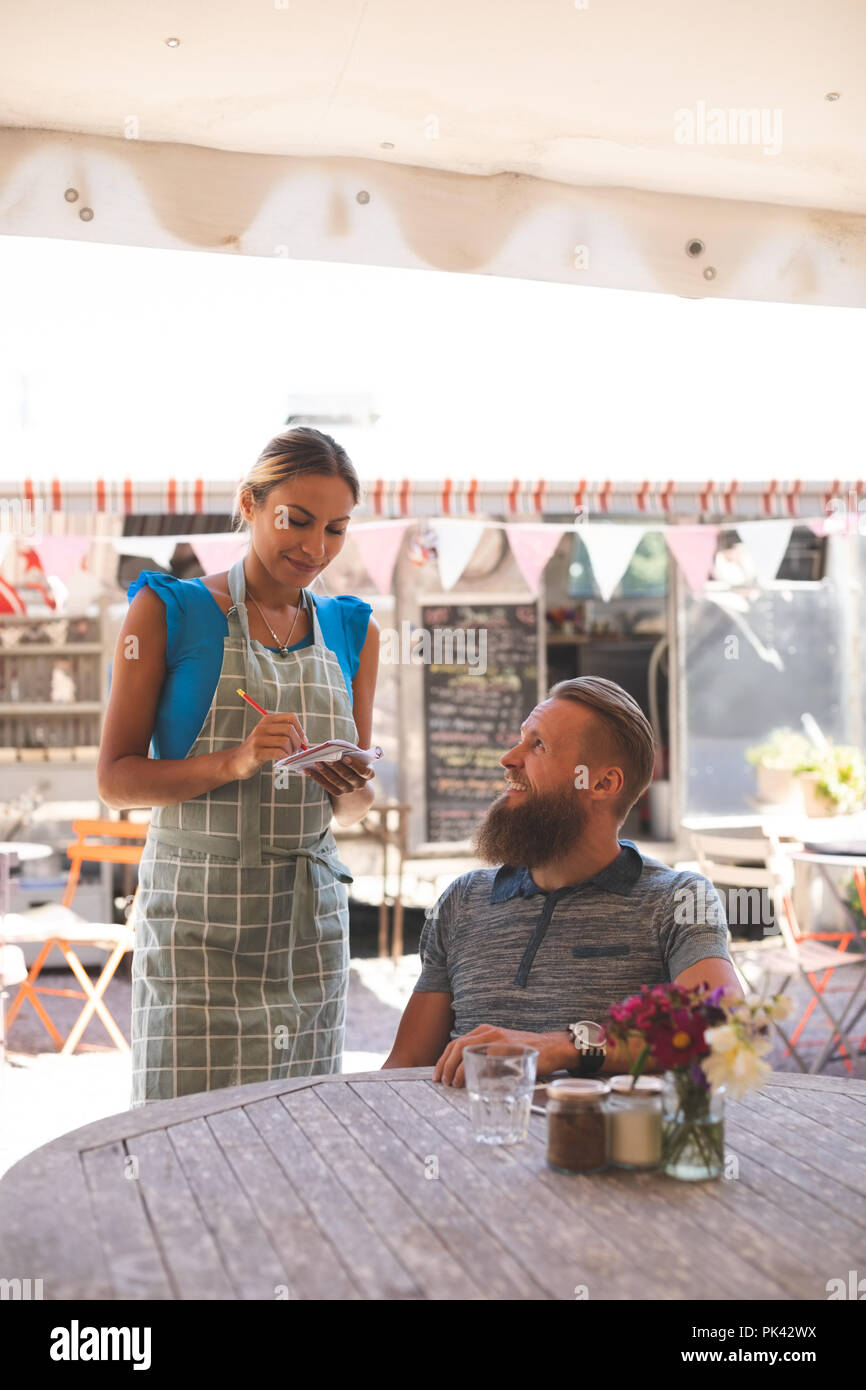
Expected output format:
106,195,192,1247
273,740,384,773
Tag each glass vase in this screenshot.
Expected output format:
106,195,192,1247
662,1070,726,1181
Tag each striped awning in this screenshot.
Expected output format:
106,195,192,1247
5,476,863,528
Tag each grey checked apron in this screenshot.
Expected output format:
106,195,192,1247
130,556,357,1107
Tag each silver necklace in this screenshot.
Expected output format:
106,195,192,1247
246,587,305,656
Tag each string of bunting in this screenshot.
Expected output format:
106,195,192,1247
2,480,859,599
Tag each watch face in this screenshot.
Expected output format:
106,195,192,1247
571,1020,607,1048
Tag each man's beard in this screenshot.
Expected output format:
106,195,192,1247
473,785,588,868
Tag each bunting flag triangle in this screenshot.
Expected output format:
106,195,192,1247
191,534,249,576
664,526,720,595
580,525,646,601
31,536,92,583
111,535,179,569
505,524,566,594
63,567,105,611
351,521,410,594
433,521,485,590
733,520,793,587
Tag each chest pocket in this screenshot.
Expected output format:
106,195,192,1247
572,943,631,959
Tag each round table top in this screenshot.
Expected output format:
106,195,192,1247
789,848,866,867
1,1066,864,1301
0,841,53,861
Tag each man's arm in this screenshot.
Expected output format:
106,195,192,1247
429,955,746,1086
675,956,743,998
382,992,455,1069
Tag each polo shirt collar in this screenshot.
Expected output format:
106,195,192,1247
489,839,644,903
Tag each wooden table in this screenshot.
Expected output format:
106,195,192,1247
1,1068,864,1301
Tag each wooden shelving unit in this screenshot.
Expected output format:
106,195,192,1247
0,604,109,768
0,602,114,953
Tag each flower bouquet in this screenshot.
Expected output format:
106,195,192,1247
605,984,792,1181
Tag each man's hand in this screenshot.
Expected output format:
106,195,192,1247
433,1024,575,1087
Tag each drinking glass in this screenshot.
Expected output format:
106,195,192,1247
463,1043,539,1145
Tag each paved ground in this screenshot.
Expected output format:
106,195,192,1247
2,953,864,1180
0,954,418,1179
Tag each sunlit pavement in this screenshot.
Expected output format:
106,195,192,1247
0,956,418,1178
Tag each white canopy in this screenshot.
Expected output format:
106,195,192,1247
2,0,865,307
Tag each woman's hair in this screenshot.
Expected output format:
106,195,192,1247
233,426,361,531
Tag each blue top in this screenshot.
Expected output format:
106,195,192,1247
123,571,372,760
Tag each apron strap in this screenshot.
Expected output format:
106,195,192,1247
148,830,354,940
276,845,354,942
149,827,242,858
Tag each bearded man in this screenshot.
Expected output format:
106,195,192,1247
383,676,741,1086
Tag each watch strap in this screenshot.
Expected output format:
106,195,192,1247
566,1045,606,1078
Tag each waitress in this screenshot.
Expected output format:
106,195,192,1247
98,427,379,1106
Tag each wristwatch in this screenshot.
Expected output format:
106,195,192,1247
565,1020,607,1077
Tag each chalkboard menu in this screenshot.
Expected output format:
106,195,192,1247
423,602,539,843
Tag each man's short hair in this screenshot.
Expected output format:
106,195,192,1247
548,676,656,827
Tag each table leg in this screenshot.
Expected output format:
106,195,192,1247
378,829,390,960
815,862,866,940
391,898,404,966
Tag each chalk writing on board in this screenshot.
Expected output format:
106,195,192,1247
423,603,538,842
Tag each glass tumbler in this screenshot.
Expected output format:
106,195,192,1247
462,1043,539,1145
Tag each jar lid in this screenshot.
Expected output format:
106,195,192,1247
609,1074,664,1096
546,1078,610,1103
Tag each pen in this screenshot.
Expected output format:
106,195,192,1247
237,688,308,748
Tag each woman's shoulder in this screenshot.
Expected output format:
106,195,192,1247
312,592,373,640
311,593,374,677
311,591,373,619
127,570,224,616
126,572,225,663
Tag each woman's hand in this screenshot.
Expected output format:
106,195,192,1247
308,755,376,830
302,754,375,798
225,713,309,782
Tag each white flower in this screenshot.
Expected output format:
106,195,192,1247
705,1024,739,1055
703,1042,771,1099
727,1008,746,1026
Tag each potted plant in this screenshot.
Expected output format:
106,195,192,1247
745,728,811,807
794,743,866,818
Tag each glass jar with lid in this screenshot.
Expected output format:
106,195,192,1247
605,1074,664,1170
545,1078,610,1174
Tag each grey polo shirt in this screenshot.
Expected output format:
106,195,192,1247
414,840,731,1038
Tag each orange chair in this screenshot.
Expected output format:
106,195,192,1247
691,830,866,1073
3,819,147,1054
